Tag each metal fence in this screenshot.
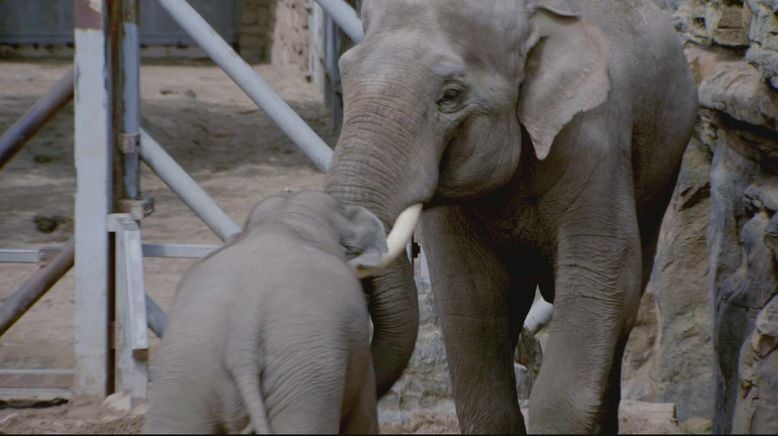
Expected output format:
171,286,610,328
0,0,361,402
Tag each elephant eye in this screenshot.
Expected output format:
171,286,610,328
437,84,466,111
443,88,460,100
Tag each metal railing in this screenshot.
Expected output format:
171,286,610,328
0,0,363,400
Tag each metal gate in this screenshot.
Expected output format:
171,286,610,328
0,0,239,46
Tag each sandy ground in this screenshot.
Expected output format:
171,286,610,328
0,61,691,434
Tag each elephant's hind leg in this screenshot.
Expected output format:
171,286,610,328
143,380,219,434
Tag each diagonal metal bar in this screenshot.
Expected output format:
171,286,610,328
314,0,364,43
0,68,74,169
0,238,75,337
157,0,333,172
139,129,241,242
145,294,167,338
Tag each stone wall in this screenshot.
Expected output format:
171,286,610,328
269,0,311,76
625,1,778,433
238,0,275,64
239,0,311,77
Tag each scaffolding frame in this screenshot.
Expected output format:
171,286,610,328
0,0,362,402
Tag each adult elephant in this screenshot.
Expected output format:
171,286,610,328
329,0,698,433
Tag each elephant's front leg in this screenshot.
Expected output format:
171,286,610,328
421,205,529,434
529,203,642,434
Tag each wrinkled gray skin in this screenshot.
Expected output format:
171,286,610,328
142,191,386,434
325,0,697,433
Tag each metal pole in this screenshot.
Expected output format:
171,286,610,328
314,0,364,43
139,129,241,241
0,69,74,169
156,0,333,172
145,294,167,338
74,0,113,398
0,238,75,337
119,0,141,200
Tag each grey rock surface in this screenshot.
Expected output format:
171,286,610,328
733,294,778,434
652,138,716,421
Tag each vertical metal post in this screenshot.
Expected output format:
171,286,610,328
323,13,343,130
119,0,141,201
313,0,364,43
74,0,113,399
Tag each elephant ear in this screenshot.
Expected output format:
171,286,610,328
518,1,610,160
337,204,389,272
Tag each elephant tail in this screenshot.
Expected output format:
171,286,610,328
235,363,271,434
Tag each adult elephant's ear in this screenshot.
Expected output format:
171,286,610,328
518,1,610,160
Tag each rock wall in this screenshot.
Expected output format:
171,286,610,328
627,1,778,433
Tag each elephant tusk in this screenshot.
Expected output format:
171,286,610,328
356,203,423,279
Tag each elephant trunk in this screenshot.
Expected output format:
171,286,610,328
326,58,441,395
325,110,435,396
326,157,420,398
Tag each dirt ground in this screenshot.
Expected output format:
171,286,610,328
0,61,690,434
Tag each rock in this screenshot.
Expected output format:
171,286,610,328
708,139,778,433
733,294,778,433
634,138,715,421
682,416,713,433
746,45,778,88
515,327,543,400
102,393,131,413
698,60,778,131
32,215,58,233
616,400,682,434
622,290,659,402
748,0,778,51
378,277,455,426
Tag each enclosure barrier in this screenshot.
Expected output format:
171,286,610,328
0,68,75,169
0,238,74,337
314,0,364,43
157,0,333,172
139,129,241,241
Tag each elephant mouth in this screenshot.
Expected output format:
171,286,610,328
354,203,423,279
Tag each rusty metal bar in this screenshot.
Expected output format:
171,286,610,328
0,238,75,337
0,68,74,170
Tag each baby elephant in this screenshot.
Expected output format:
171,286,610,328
143,191,389,434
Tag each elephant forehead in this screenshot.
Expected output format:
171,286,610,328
364,0,530,32
360,0,532,73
